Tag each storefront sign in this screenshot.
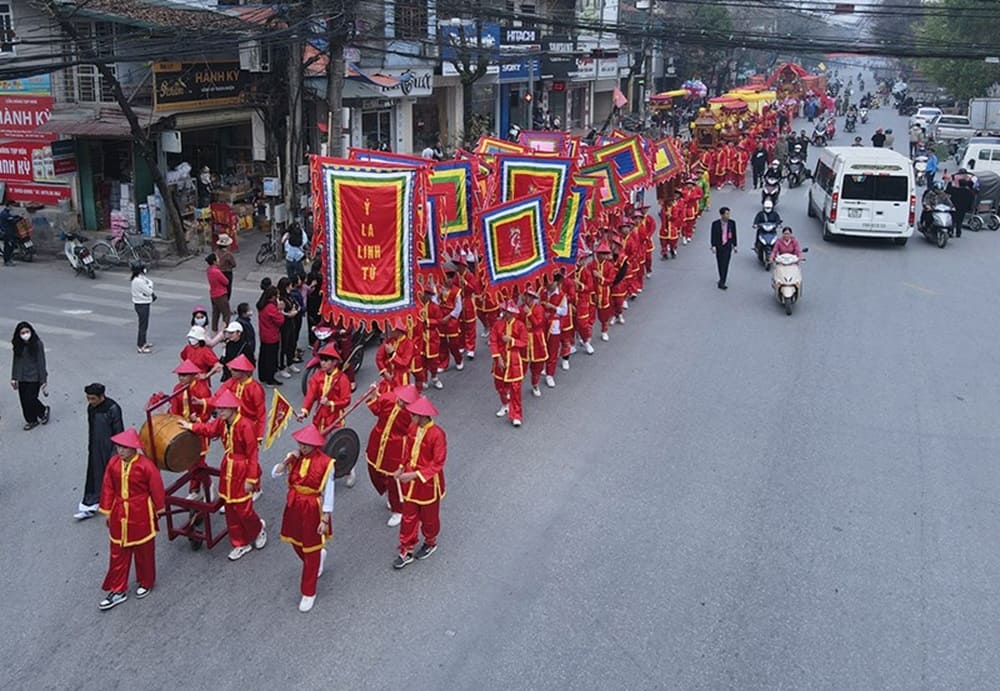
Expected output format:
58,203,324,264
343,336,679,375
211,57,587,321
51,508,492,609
0,74,52,95
571,57,597,81
499,26,541,84
153,61,250,112
499,59,540,83
0,96,53,140
542,36,576,80
380,70,433,98
51,140,77,175
0,142,36,181
597,59,618,80
440,22,501,78
5,182,71,205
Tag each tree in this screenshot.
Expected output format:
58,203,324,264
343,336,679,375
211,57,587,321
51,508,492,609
660,1,733,95
915,0,1000,101
439,0,492,145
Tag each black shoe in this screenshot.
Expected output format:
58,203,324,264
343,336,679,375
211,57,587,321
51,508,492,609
23,421,39,430
718,283,728,290
392,553,414,570
98,591,128,611
41,406,50,425
415,543,437,560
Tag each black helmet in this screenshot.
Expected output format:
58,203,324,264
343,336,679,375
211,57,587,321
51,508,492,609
130,260,146,273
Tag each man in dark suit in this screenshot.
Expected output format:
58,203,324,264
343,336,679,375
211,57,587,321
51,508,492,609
710,207,737,290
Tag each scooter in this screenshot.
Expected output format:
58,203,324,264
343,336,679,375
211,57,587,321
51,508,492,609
786,146,806,188
62,232,96,278
772,250,807,315
913,155,928,187
844,114,857,133
811,122,827,146
754,222,779,271
919,203,953,248
761,173,782,206
825,119,837,141
11,218,35,262
860,107,869,124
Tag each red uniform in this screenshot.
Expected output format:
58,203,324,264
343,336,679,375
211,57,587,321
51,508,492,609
437,283,464,370
301,367,352,435
218,376,266,443
574,264,596,344
543,288,569,377
375,332,414,392
477,291,500,338
459,270,483,354
179,344,219,377
279,450,335,597
610,253,630,320
488,316,527,423
558,275,576,360
365,393,412,513
415,298,441,387
170,379,214,490
398,420,447,557
99,452,165,593
524,302,548,388
191,415,263,547
594,257,616,332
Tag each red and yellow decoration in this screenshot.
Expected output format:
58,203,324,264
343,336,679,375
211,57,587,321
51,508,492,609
479,195,550,296
265,389,294,450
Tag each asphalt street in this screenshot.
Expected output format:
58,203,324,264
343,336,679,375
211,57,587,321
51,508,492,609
3,95,1000,690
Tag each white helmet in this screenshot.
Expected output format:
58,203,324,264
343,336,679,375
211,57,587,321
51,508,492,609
763,200,774,212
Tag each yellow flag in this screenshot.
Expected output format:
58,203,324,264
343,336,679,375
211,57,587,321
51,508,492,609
264,389,293,449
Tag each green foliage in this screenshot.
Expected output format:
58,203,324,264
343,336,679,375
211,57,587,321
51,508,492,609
916,0,1000,100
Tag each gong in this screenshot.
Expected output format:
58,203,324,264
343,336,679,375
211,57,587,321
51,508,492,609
324,427,360,479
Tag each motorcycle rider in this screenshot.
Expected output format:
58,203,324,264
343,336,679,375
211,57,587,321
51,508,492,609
770,227,803,262
1,200,21,267
753,200,783,246
920,180,952,231
852,136,864,147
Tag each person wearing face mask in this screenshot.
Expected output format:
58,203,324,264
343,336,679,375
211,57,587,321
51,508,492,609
190,305,225,347
130,261,155,354
180,325,222,382
10,321,49,430
196,166,214,209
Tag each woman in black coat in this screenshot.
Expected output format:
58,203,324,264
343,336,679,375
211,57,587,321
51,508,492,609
10,321,48,430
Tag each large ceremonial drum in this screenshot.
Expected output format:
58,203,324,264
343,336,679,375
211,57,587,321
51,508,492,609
140,414,202,472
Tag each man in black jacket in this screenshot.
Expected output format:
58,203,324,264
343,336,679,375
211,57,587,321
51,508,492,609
76,383,124,520
710,207,738,290
750,143,768,189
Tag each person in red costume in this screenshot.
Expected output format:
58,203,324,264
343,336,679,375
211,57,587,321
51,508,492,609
455,257,482,358
593,241,616,342
374,319,414,393
271,424,336,612
366,384,419,528
297,342,354,485
415,284,443,390
522,288,548,398
392,395,447,569
558,270,576,370
573,249,596,354
488,300,527,427
436,268,464,373
182,389,266,561
217,354,266,444
179,325,222,382
97,428,165,611
169,359,214,499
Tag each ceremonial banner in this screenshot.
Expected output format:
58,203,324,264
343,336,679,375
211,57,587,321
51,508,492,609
551,186,586,266
348,148,426,167
572,173,602,220
474,135,528,155
498,155,573,226
480,195,549,294
650,138,683,182
265,389,293,450
577,161,623,211
428,160,474,244
311,156,420,328
591,136,651,190
418,196,440,269
517,130,567,154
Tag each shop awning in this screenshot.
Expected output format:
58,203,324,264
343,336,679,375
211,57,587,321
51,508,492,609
346,63,402,89
35,106,162,138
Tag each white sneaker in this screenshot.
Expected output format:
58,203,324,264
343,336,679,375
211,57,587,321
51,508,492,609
387,512,402,527
481,331,489,338
185,489,204,502
512,419,522,427
422,381,430,390
609,316,617,325
646,272,653,278
289,365,302,373
254,521,267,549
545,375,556,388
252,490,262,502
585,341,595,354
496,405,509,418
466,350,475,359
278,370,292,379
617,314,625,324
298,595,316,612
601,332,609,342
74,503,100,520
569,345,578,355
386,497,392,510
432,377,443,390
228,545,253,561
561,359,570,371
623,300,630,310
531,387,541,398
345,468,356,488
318,548,327,578
455,361,464,371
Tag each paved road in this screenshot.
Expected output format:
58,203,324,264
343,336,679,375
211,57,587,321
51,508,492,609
4,86,1000,690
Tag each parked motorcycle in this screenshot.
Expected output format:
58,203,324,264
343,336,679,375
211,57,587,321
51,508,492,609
754,221,779,271
761,172,782,206
300,322,375,395
772,250,807,315
62,232,96,278
919,203,953,248
11,217,35,262
860,107,869,124
786,146,806,188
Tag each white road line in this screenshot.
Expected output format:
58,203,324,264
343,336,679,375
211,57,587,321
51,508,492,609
0,316,92,339
92,283,201,301
21,304,133,327
57,293,137,312
152,276,257,295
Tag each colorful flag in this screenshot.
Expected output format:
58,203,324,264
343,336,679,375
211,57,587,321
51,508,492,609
577,161,623,211
264,389,294,450
550,186,586,266
590,135,651,191
651,137,683,182
479,195,550,295
498,155,574,226
517,130,567,154
612,87,628,108
428,160,474,246
474,135,528,155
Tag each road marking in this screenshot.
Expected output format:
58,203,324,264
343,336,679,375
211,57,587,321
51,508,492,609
57,293,136,311
21,304,133,326
902,282,939,296
0,316,92,339
93,283,201,301
152,276,257,295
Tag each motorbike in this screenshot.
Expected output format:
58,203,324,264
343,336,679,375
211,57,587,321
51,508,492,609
772,250,807,315
811,122,827,146
860,107,869,124
11,217,35,262
825,119,837,141
844,114,857,133
919,203,954,248
62,232,96,278
786,146,806,188
300,322,376,395
913,155,928,187
754,221,779,271
761,173,782,206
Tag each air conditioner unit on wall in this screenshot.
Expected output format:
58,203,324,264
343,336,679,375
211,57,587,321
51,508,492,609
239,40,271,73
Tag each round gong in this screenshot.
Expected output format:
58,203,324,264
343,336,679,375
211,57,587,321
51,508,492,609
324,427,360,479
139,414,202,473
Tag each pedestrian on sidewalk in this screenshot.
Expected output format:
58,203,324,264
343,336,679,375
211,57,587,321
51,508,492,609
0,200,20,266
282,224,308,279
77,382,124,520
215,233,237,301
130,261,154,354
276,277,301,378
10,321,48,430
206,252,231,333
710,207,737,290
257,285,285,386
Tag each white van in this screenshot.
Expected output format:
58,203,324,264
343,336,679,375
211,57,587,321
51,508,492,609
955,137,1000,175
807,147,915,245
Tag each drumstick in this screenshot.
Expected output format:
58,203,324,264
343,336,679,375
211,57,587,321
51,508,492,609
325,382,379,430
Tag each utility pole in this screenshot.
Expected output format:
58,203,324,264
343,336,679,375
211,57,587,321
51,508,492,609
325,0,349,158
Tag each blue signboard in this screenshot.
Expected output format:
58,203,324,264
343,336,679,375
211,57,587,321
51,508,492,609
439,21,500,66
498,59,540,83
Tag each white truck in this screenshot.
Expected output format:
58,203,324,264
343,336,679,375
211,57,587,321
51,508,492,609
969,98,1000,133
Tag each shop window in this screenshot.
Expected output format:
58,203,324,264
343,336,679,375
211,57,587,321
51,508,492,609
0,4,15,54
394,0,427,40
59,22,118,104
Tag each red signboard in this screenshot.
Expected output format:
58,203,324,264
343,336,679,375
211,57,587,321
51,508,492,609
5,182,71,205
0,95,53,140
0,141,37,181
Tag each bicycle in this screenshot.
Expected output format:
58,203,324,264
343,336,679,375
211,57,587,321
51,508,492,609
91,228,160,270
255,223,286,265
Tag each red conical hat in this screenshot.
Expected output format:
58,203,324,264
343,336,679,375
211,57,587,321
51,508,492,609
406,395,439,417
212,389,242,409
502,300,520,315
388,318,407,332
227,354,255,372
318,343,342,360
110,428,144,449
595,241,612,253
173,359,201,375
292,424,327,447
393,384,421,404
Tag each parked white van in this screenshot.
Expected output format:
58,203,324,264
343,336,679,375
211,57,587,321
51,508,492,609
807,147,915,245
955,137,1000,175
